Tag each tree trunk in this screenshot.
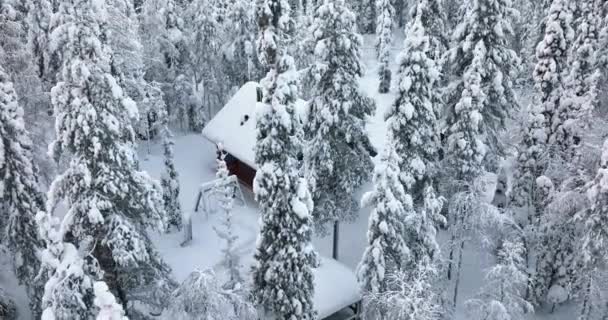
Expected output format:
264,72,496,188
452,240,465,307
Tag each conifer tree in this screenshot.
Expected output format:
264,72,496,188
358,0,376,34
213,147,242,287
154,84,183,232
47,0,174,314
387,5,445,274
305,0,377,233
251,1,317,319
26,0,53,80
555,0,601,163
0,66,46,317
444,0,519,164
533,0,574,148
93,282,127,320
410,0,448,62
576,139,608,320
357,142,410,296
388,4,442,200
37,211,100,319
375,0,393,93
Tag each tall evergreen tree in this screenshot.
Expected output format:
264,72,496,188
576,139,608,320
357,0,376,34
305,0,376,233
444,0,519,166
410,0,447,63
357,142,410,297
26,0,53,80
0,66,46,317
375,0,393,93
554,0,601,163
47,0,174,314
251,1,317,319
387,4,445,274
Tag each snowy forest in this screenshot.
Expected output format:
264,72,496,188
1,0,608,319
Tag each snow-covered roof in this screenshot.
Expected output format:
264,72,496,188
202,81,308,169
314,257,361,319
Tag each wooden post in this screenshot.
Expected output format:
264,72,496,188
181,215,193,247
332,220,339,260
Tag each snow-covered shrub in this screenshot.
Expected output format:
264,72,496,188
363,267,441,320
164,269,256,320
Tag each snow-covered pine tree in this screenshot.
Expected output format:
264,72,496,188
36,211,100,319
26,0,53,80
225,0,259,86
375,0,393,93
357,142,410,297
572,139,608,319
165,269,256,320
444,41,487,307
444,0,519,165
47,0,174,314
554,0,601,164
533,0,574,149
305,0,376,233
157,84,183,232
389,4,441,200
0,66,46,318
251,0,317,319
213,146,242,287
410,0,448,63
465,241,533,320
387,6,445,273
358,0,376,34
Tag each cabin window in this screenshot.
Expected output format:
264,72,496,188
256,87,263,102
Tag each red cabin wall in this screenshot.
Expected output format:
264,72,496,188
224,156,256,189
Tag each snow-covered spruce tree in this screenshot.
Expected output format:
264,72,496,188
47,0,174,314
305,0,377,233
533,0,574,149
409,0,448,63
165,269,256,320
357,142,410,297
388,5,442,201
251,0,317,319
554,0,601,164
0,66,46,318
444,42,488,307
358,0,376,34
375,0,393,93
574,139,608,320
36,211,100,319
213,147,242,287
224,0,260,86
363,267,441,320
26,0,53,80
444,0,519,164
94,282,127,320
158,93,182,232
465,241,533,320
386,7,446,276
